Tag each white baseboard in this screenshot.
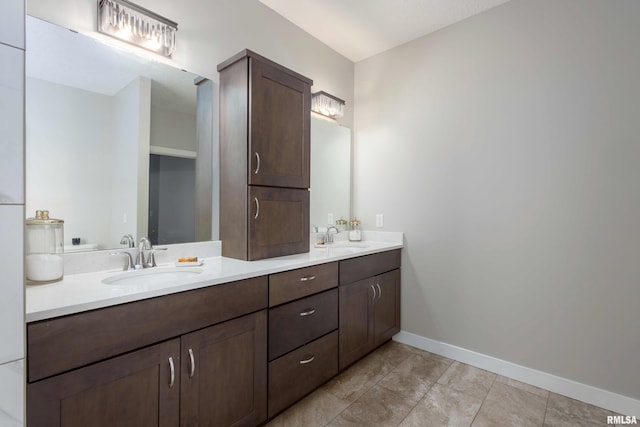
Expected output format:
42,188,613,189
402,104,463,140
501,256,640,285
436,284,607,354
394,330,640,417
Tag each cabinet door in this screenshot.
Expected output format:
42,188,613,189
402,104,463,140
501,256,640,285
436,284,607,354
248,186,309,260
27,339,180,427
338,277,375,370
374,269,401,347
249,58,310,189
180,310,267,427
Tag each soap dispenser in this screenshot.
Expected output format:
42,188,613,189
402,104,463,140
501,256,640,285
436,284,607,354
26,210,64,283
348,218,362,242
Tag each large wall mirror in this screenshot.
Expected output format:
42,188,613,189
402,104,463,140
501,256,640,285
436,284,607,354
25,15,351,253
25,15,214,252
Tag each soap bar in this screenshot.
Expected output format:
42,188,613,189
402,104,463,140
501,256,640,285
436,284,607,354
178,257,198,263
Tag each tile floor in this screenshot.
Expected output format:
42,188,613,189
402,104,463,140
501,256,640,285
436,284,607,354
267,341,624,427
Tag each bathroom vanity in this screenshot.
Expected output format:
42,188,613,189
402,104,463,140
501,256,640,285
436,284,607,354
25,242,401,426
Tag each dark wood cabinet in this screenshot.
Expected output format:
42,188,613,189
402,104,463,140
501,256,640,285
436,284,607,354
219,49,313,261
266,263,339,418
27,339,181,427
27,277,269,427
338,251,401,370
248,186,309,260
181,311,267,427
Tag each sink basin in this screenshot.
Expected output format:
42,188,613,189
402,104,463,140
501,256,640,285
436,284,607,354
102,267,204,286
313,242,369,254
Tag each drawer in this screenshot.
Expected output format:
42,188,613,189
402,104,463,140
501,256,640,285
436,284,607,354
339,249,401,285
28,276,268,382
268,289,337,360
268,330,338,418
269,262,338,306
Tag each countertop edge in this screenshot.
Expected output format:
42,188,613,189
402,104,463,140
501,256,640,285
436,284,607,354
26,243,403,323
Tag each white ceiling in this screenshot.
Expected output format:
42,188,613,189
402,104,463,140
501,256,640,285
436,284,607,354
258,0,512,62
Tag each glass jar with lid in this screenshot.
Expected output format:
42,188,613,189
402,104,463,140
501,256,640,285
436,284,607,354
26,210,64,282
349,218,362,242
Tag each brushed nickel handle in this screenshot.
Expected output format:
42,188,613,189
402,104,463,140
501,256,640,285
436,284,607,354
168,356,175,388
254,152,261,174
376,283,382,300
370,284,377,300
299,275,316,282
188,348,195,378
299,308,316,317
254,197,260,220
299,355,315,364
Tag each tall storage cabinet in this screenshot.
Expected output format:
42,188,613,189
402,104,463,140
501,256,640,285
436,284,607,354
218,50,312,260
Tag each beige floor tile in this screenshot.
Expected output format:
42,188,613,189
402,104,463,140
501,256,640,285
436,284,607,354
495,375,549,399
471,382,547,427
543,393,615,427
374,341,419,367
393,352,452,384
377,369,433,405
323,352,395,403
266,388,350,427
399,383,483,427
437,361,496,400
328,385,415,427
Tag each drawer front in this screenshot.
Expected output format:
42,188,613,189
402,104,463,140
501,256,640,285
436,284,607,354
268,331,338,418
268,289,338,360
339,249,401,285
269,262,338,307
28,276,268,382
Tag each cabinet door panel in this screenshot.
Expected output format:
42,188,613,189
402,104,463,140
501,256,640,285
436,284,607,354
248,186,309,260
339,278,375,370
374,269,401,346
249,58,310,189
181,310,267,427
27,339,180,427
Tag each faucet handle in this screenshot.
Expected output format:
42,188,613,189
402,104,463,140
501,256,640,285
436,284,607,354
145,247,167,268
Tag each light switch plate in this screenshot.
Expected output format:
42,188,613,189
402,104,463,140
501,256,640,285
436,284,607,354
327,213,334,225
376,214,384,228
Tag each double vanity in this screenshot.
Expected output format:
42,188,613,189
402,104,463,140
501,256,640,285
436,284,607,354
25,238,402,426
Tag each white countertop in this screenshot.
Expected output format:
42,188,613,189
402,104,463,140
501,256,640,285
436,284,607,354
26,239,403,323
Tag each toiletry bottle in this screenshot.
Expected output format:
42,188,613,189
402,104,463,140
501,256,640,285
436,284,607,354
349,218,362,242
336,217,348,232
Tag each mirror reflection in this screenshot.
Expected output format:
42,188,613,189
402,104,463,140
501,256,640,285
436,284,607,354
25,15,352,253
310,116,351,229
25,16,203,252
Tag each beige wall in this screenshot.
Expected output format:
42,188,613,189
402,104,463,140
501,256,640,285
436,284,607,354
354,0,640,400
26,0,354,127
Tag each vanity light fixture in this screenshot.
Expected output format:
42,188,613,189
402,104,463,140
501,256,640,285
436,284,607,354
97,0,178,57
311,91,345,119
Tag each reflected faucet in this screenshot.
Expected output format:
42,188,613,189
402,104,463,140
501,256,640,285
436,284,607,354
120,234,135,248
325,226,339,244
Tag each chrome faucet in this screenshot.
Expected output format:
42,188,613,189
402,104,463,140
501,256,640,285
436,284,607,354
325,226,339,244
136,237,152,268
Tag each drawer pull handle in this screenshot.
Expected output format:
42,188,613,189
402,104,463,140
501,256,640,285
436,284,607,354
254,197,260,220
376,283,382,300
188,348,195,378
299,355,315,365
299,308,316,317
370,284,377,300
299,275,316,282
254,152,261,174
168,357,175,388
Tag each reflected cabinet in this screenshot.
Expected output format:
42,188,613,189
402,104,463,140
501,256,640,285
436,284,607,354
219,49,312,260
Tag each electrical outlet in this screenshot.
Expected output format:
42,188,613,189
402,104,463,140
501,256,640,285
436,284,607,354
376,214,384,228
328,213,334,225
